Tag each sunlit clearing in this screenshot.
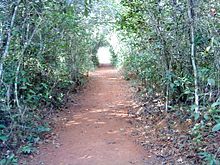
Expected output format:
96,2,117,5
97,47,111,64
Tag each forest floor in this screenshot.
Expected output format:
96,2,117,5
22,66,160,165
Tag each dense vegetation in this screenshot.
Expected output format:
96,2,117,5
0,0,102,163
112,0,220,164
0,0,219,164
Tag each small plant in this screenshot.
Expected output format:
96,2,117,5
19,144,35,155
0,154,18,165
199,150,220,165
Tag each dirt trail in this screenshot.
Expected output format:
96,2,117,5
28,66,152,165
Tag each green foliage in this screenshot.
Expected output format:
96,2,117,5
0,154,18,165
0,0,219,163
19,144,35,154
109,46,117,66
114,0,220,164
212,123,220,132
122,51,162,92
0,0,101,162
35,126,51,133
199,151,220,165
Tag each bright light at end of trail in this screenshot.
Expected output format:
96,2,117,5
97,47,111,64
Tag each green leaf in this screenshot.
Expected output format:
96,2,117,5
0,124,6,129
20,145,33,154
20,86,27,89
0,135,8,142
208,78,215,86
36,126,51,133
209,109,220,114
205,46,211,52
211,102,220,108
198,152,209,159
184,89,192,94
29,89,36,94
194,112,200,121
0,159,6,165
41,83,48,89
204,113,209,120
212,123,220,132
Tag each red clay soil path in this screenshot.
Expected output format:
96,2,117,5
28,66,153,165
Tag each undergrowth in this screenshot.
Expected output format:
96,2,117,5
128,78,220,165
0,75,89,165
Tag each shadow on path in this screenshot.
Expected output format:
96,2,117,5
27,66,155,165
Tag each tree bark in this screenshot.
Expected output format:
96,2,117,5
0,0,21,80
188,0,199,113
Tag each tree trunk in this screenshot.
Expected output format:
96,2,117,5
188,0,199,113
0,0,21,80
